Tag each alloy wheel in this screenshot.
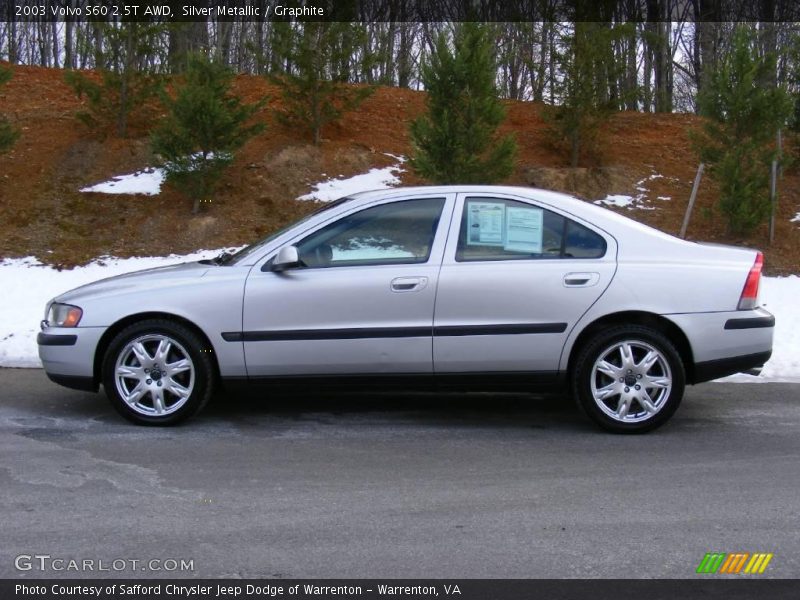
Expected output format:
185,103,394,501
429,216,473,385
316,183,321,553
114,334,195,417
589,340,673,423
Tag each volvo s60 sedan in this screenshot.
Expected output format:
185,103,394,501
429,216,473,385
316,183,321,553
37,186,774,432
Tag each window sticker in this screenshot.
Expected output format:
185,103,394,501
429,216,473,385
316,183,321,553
466,201,505,246
504,206,543,253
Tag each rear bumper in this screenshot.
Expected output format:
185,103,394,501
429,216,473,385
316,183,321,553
693,350,772,383
665,307,774,384
724,314,776,330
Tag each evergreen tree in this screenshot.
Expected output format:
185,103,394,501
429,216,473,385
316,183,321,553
64,22,165,137
544,22,630,167
151,53,265,214
0,66,19,153
409,22,516,184
694,27,793,234
270,22,373,145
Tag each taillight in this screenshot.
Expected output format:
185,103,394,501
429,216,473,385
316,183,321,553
737,252,763,310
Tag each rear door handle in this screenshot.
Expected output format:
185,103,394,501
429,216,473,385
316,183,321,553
391,277,428,292
563,272,600,287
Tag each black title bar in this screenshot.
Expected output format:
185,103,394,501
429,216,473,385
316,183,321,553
3,579,800,600
2,0,800,23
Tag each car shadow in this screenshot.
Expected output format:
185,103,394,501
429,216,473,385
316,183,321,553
8,369,589,432
197,387,590,432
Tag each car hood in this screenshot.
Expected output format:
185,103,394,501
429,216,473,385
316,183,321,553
54,261,211,305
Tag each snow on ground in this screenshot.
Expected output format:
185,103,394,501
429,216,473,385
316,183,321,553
0,250,227,368
1,252,798,382
792,212,800,223
719,276,800,383
594,171,676,211
81,152,407,201
594,194,640,209
80,167,165,196
79,153,230,196
298,154,406,202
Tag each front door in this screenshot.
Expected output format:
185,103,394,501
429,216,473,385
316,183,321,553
241,195,454,377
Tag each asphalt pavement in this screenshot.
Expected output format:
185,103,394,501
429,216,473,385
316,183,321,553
1,368,798,579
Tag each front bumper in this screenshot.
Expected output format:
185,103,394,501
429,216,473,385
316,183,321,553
37,332,78,346
44,372,98,392
37,325,105,392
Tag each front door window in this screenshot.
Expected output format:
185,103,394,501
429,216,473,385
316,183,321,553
296,198,446,268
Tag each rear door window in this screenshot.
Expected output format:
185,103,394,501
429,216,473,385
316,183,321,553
455,197,606,262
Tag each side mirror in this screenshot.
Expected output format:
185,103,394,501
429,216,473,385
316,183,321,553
270,245,302,272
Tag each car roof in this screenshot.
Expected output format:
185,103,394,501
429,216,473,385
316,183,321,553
347,185,661,236
348,184,611,214
350,185,569,203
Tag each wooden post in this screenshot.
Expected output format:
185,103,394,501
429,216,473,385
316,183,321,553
770,129,782,244
769,159,777,244
680,163,704,239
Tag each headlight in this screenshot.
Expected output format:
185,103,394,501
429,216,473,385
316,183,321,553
47,303,83,327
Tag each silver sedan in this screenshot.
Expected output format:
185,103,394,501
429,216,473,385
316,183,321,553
38,186,774,432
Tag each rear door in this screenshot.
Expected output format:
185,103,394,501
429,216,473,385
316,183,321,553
433,193,617,374
241,194,455,377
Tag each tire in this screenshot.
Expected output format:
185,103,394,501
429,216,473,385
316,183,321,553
572,325,685,433
102,319,214,425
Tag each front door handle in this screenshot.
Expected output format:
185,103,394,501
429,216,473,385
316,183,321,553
563,272,600,287
391,277,428,293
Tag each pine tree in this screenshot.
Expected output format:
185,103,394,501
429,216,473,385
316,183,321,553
270,22,373,145
0,66,19,153
64,22,164,137
544,22,629,167
694,27,793,234
151,53,265,214
409,22,516,184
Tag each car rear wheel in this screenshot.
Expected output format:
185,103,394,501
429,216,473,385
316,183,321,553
102,319,214,425
573,325,685,433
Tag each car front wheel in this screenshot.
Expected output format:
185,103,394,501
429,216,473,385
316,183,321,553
573,325,685,433
102,319,214,425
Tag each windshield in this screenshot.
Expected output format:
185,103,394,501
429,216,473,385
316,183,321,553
223,197,353,265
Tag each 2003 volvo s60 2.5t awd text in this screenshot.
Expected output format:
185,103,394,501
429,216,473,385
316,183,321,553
38,186,774,432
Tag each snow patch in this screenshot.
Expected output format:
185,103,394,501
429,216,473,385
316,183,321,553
80,167,165,196
298,154,406,202
716,276,800,383
791,212,800,223
596,194,636,209
79,153,229,197
594,171,676,211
